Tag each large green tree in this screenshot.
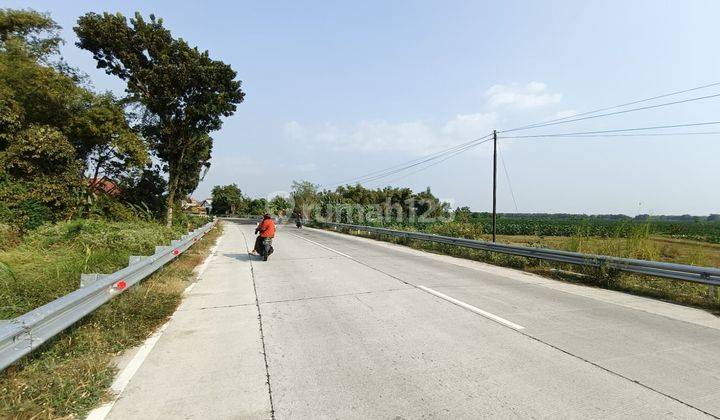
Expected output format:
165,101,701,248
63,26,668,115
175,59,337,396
290,180,320,217
117,164,168,219
247,198,268,216
175,134,212,199
211,184,245,215
75,12,245,225
0,8,61,59
1,9,146,177
0,9,146,228
269,195,291,216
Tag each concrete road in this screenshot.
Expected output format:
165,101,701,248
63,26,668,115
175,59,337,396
100,220,720,419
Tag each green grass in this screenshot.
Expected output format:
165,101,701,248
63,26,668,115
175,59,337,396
0,219,221,419
0,219,189,319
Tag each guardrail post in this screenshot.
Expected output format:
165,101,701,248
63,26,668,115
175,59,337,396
129,256,145,265
80,273,107,288
709,285,718,300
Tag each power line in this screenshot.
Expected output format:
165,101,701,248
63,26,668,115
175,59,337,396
499,92,720,134
334,134,492,186
377,138,493,185
363,138,491,185
498,147,519,212
506,131,720,139
499,121,720,139
501,81,720,132
322,82,720,194
327,133,492,187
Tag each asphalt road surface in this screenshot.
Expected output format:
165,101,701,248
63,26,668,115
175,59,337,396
97,220,720,419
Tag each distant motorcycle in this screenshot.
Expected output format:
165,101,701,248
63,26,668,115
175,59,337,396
295,218,303,228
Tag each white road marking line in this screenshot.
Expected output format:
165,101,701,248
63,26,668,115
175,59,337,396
85,321,172,420
87,231,224,419
192,235,223,278
183,282,197,294
183,233,222,295
291,232,524,331
288,233,355,260
418,285,525,330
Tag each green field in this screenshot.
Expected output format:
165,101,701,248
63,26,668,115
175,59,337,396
381,214,720,244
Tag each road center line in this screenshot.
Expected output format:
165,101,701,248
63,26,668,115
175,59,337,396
288,232,355,259
418,285,525,330
291,231,525,331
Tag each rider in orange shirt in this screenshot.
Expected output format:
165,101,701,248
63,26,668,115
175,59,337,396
253,213,276,260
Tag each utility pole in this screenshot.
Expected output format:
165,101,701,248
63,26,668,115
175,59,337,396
492,129,497,242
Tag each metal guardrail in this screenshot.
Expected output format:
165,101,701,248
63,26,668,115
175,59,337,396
0,220,216,372
320,222,720,286
220,216,263,224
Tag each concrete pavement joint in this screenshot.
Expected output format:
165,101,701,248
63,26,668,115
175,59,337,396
241,231,276,420
275,256,344,261
288,232,412,286
296,228,719,418
259,287,408,306
311,226,720,331
85,228,225,420
176,302,256,312
515,327,719,418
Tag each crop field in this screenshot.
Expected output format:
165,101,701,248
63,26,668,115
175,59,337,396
381,215,720,245
478,216,720,244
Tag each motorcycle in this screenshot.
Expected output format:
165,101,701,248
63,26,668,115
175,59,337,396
260,237,274,261
295,218,303,228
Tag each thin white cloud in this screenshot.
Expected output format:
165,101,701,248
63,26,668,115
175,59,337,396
294,162,317,172
485,82,562,109
285,112,496,156
284,81,563,155
442,112,497,140
555,109,578,118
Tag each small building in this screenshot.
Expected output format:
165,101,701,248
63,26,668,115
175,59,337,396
88,176,121,197
201,199,212,215
182,197,210,215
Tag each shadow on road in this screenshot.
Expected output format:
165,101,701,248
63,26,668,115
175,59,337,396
223,253,254,262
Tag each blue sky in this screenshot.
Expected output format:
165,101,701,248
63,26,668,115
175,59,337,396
10,0,720,215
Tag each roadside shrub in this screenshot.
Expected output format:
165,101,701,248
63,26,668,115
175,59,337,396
426,222,484,239
0,224,19,250
0,127,83,231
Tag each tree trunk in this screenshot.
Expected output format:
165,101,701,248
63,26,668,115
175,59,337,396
165,174,178,227
165,146,186,227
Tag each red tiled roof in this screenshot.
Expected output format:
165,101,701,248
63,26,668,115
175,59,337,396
88,177,121,196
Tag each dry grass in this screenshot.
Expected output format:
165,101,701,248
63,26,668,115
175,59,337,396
0,223,223,419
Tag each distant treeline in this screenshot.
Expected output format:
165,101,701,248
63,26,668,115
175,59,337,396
473,213,720,222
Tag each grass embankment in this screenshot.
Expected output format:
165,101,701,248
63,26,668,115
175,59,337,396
329,222,720,312
0,219,222,419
